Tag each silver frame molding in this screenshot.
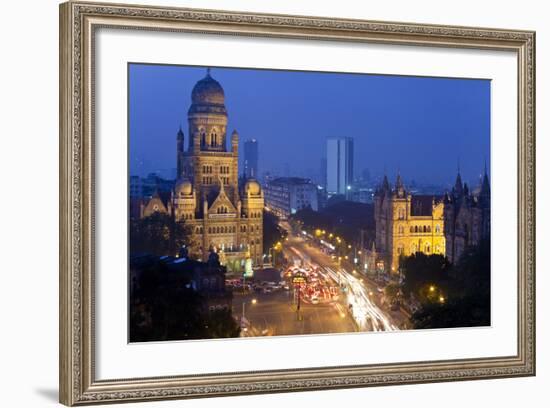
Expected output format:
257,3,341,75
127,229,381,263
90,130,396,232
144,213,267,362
59,1,536,405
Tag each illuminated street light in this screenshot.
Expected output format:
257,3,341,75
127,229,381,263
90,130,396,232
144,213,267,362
429,285,436,293
439,296,445,303
251,298,258,305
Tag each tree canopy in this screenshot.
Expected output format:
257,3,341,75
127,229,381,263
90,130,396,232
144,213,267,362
129,212,191,256
406,239,491,329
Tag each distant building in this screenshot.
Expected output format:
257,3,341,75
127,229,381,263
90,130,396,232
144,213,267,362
374,173,446,273
130,175,143,198
244,139,259,179
349,187,375,204
264,177,319,220
444,169,490,263
326,137,354,197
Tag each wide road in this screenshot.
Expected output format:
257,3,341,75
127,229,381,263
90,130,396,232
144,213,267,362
282,230,402,332
234,289,356,337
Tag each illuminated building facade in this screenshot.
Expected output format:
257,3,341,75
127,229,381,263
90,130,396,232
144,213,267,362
374,173,446,272
141,70,264,270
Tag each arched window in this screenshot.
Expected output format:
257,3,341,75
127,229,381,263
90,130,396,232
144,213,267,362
435,224,441,233
425,243,431,253
398,208,405,220
423,225,427,233
414,226,419,233
427,226,431,233
410,226,414,233
398,225,404,234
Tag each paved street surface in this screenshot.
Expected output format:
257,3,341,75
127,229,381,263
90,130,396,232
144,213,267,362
233,290,356,337
231,223,408,337
284,233,408,331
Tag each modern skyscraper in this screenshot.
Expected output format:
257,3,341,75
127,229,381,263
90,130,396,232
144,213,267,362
326,137,354,196
244,139,259,179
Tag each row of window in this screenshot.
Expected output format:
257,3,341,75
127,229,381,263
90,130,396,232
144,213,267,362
208,226,237,234
202,176,230,185
396,224,441,234
202,165,230,175
240,224,261,233
396,243,442,255
200,132,219,147
216,206,229,214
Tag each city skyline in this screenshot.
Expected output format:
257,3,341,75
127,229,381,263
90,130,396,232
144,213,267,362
129,64,490,187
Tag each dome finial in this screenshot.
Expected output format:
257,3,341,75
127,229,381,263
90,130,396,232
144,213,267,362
206,67,211,77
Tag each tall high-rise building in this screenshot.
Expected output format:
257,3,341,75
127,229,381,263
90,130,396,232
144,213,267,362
326,137,354,196
244,139,259,179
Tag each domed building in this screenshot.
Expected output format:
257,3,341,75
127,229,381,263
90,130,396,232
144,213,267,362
144,69,264,271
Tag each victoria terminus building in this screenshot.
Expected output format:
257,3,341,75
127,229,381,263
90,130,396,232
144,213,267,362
139,70,264,270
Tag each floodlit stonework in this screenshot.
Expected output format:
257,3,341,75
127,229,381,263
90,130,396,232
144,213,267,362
141,70,264,271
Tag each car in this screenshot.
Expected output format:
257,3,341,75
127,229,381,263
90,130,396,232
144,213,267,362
311,296,319,305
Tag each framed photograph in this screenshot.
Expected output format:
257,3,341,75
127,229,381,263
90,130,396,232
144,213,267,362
59,1,536,405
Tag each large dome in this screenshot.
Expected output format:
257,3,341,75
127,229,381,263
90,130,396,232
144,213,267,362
191,70,225,106
175,178,193,196
244,179,262,196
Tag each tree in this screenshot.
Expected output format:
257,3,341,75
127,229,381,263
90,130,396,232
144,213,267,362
263,210,287,265
410,239,491,329
129,212,191,256
400,252,450,302
130,260,241,341
205,309,241,338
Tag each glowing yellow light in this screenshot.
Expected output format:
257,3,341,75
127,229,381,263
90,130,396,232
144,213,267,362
348,245,352,249
358,251,362,255
251,298,257,305
345,256,349,260
439,296,445,303
329,233,333,238
369,291,374,296
429,285,435,292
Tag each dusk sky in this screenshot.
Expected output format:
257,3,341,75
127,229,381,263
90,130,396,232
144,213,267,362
129,64,490,187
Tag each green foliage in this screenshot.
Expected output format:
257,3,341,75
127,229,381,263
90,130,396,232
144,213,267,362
263,210,286,251
130,261,240,341
409,239,491,329
130,212,191,256
400,252,450,302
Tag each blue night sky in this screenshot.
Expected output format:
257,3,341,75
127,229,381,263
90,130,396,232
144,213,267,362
129,64,490,187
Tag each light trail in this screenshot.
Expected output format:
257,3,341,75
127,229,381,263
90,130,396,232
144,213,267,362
285,244,399,332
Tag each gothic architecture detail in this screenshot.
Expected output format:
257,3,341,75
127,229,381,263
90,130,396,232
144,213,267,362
374,173,446,272
141,70,264,270
444,168,490,263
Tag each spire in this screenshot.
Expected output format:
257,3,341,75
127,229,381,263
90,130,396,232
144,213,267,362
395,170,404,190
382,173,390,192
453,170,463,197
206,67,211,77
394,170,405,197
177,124,184,138
481,162,490,198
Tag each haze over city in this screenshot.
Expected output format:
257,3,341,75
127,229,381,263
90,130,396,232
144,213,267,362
129,64,490,187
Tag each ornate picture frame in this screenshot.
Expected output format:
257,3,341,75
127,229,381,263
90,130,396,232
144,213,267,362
59,1,535,405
